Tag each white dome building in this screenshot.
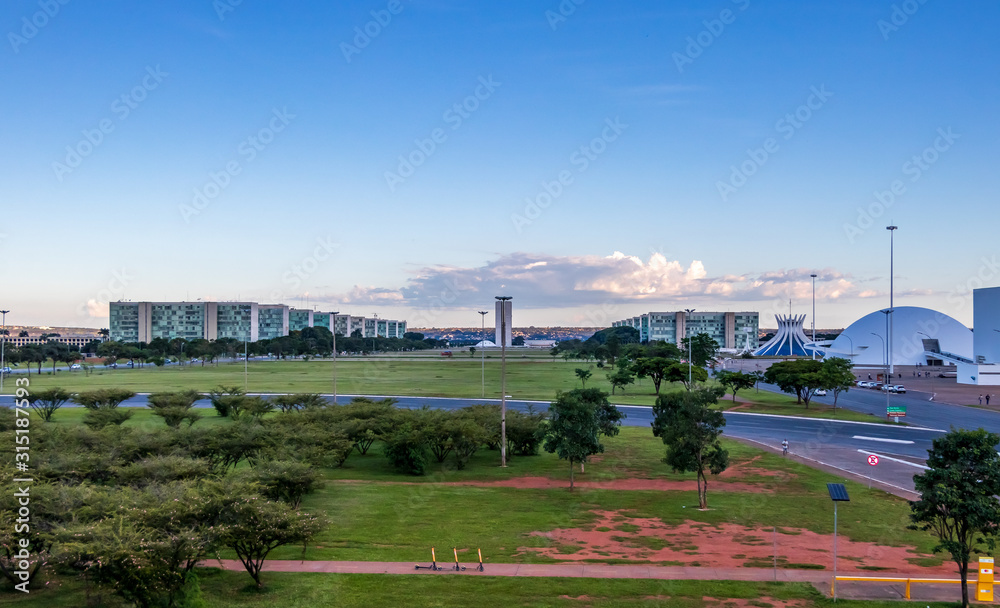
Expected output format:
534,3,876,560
825,306,972,367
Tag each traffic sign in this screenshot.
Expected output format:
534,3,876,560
867,454,879,466
886,406,906,417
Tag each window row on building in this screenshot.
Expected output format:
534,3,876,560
109,302,407,343
611,310,759,351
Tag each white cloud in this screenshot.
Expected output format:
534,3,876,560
327,252,865,311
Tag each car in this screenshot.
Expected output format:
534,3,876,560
873,382,884,390
814,389,827,396
856,380,867,387
0,366,11,374
70,363,82,370
892,385,906,394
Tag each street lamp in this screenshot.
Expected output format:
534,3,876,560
810,274,818,360
887,225,898,375
478,311,488,399
0,309,8,395
684,308,695,384
331,312,339,405
842,334,854,361
871,331,890,417
496,296,512,468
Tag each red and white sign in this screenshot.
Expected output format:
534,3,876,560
867,455,879,466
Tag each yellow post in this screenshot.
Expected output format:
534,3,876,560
905,579,910,600
978,557,994,602
431,547,436,563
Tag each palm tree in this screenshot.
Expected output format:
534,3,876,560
99,328,110,342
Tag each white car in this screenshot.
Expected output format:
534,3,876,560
814,389,827,396
70,363,82,370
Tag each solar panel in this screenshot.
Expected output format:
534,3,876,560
827,483,850,501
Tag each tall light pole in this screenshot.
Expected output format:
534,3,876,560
478,310,488,399
331,312,339,405
684,308,695,384
496,296,512,468
810,274,818,360
871,331,889,416
0,309,8,395
887,225,898,376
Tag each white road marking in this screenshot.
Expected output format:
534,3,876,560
852,435,914,445
857,449,929,470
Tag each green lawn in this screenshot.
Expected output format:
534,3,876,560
12,358,887,423
3,570,963,608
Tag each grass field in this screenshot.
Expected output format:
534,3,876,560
4,409,947,605
10,358,885,423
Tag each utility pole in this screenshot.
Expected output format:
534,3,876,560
886,225,898,376
495,296,512,468
332,312,339,405
810,274,818,360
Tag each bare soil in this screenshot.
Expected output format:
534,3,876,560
519,510,949,573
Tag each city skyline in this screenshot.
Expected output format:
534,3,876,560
2,1,997,330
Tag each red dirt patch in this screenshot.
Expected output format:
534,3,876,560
519,511,950,573
718,455,795,480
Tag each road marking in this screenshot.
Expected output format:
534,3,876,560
852,435,915,445
723,411,945,432
857,449,929,470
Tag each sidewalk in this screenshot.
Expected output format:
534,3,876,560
204,559,970,601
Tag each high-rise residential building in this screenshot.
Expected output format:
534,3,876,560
109,301,407,343
612,310,759,350
495,299,512,346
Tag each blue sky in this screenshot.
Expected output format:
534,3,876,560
2,0,997,330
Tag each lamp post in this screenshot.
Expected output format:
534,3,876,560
331,312,339,405
871,331,890,417
496,296,512,468
842,334,854,361
887,225,898,375
684,308,695,384
0,309,8,395
810,274,818,360
478,310,488,399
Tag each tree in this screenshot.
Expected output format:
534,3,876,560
574,367,592,388
208,385,245,417
98,328,110,341
217,496,325,588
662,361,709,391
271,393,327,413
763,360,823,406
631,357,677,395
910,429,1000,608
26,388,74,421
512,335,525,346
681,333,719,367
818,357,855,407
74,388,136,410
651,385,728,509
544,389,623,490
468,346,476,358
715,370,756,402
147,390,202,428
607,367,635,395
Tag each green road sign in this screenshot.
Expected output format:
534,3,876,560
886,406,906,416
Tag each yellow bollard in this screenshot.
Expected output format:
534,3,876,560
978,557,994,602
